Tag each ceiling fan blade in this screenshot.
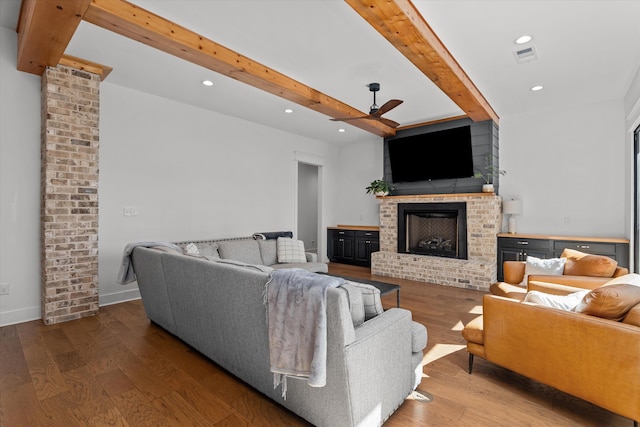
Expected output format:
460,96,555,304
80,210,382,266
376,117,401,128
330,116,369,122
372,99,403,117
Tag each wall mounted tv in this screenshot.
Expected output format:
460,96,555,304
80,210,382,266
387,125,474,183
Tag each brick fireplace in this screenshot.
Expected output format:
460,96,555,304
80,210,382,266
372,193,501,291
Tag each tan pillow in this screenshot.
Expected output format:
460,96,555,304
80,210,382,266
574,284,640,321
561,248,618,278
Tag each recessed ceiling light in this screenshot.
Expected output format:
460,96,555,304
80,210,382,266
284,108,293,114
201,80,213,86
515,35,532,45
530,85,544,91
338,128,346,133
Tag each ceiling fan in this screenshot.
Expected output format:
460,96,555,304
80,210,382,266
331,83,403,128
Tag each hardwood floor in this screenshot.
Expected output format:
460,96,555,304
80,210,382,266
0,263,632,426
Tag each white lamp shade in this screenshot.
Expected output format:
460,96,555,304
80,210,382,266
503,199,522,215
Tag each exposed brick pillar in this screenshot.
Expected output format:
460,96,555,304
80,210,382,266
41,65,100,325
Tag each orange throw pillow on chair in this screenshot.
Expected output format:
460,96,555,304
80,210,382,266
561,248,618,278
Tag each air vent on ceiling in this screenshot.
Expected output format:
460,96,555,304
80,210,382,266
513,45,538,64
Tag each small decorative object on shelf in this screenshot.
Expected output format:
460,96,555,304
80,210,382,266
365,179,394,196
474,154,506,193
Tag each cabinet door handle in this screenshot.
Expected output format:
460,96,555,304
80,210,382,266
577,245,590,249
365,240,371,244
338,231,345,235
517,241,529,245
339,239,344,242
365,232,372,236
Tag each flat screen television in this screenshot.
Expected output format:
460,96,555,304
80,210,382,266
387,125,474,183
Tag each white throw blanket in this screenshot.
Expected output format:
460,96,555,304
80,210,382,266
116,241,183,285
265,269,344,398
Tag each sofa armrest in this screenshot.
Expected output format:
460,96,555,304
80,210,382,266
344,308,419,418
482,295,640,422
305,252,318,262
503,261,525,284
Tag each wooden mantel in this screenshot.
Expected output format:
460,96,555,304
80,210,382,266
378,192,499,200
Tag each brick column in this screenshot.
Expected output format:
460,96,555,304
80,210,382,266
41,65,100,325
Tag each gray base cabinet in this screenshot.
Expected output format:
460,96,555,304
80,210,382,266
328,227,379,267
497,233,629,282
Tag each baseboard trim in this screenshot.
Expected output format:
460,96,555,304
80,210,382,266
0,306,41,327
0,289,142,327
99,288,141,307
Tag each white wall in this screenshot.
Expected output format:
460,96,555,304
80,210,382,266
331,138,385,226
499,99,627,237
98,83,340,304
0,27,42,325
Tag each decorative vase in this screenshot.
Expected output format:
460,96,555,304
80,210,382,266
374,191,389,197
482,184,494,193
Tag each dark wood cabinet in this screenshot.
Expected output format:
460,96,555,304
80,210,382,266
328,226,379,267
497,233,629,282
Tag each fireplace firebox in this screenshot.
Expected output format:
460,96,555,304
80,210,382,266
397,202,467,259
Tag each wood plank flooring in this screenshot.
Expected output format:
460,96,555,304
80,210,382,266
0,263,633,426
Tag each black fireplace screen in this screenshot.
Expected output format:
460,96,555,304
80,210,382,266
397,202,467,259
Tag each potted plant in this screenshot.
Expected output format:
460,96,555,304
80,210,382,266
474,154,506,193
366,179,394,196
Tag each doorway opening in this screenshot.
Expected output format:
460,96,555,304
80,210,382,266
297,163,319,253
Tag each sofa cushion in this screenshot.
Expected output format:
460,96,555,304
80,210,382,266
344,281,383,320
276,237,307,263
519,256,565,287
257,239,278,265
574,283,640,321
524,289,589,311
198,242,220,259
340,283,366,327
217,240,264,265
561,248,618,278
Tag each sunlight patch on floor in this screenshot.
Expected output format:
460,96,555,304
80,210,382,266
468,305,483,314
422,343,466,365
451,320,464,331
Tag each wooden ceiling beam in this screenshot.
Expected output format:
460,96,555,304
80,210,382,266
82,0,397,138
17,0,91,75
345,0,499,124
59,54,113,80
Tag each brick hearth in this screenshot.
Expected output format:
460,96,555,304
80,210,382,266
372,193,502,291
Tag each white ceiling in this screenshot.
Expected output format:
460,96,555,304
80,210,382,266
2,1,640,145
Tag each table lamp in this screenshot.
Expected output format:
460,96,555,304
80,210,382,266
503,199,522,234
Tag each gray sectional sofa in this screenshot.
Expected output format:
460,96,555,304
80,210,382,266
128,236,427,427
